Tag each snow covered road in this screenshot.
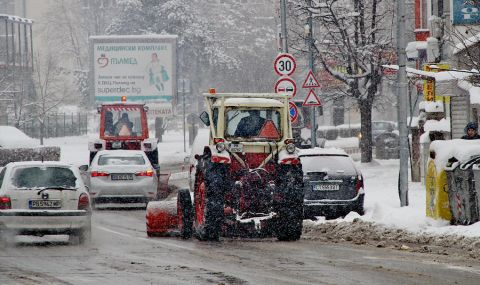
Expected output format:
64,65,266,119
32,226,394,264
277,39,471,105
1,203,480,285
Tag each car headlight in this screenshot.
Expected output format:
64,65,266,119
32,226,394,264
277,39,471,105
286,143,296,154
216,142,226,152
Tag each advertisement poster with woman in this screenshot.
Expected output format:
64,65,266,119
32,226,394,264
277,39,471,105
90,35,177,104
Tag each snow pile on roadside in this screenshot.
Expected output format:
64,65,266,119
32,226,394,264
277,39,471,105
0,126,38,148
302,219,480,258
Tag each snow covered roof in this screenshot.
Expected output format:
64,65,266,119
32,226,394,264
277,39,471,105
298,147,348,157
213,98,284,107
423,118,450,132
382,65,472,82
419,101,444,113
429,139,480,173
458,79,480,105
95,150,147,156
0,126,38,148
406,41,427,59
453,32,480,55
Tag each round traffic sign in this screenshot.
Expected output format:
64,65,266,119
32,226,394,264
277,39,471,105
274,53,296,76
274,76,297,97
289,101,298,123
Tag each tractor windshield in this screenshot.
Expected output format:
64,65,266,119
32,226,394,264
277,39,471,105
225,108,282,141
103,106,145,138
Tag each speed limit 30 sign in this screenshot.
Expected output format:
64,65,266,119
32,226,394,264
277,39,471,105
274,53,296,76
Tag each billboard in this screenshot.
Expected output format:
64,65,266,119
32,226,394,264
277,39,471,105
90,35,177,103
451,0,480,25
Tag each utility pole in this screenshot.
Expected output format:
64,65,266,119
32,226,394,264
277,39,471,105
396,0,409,206
307,0,316,148
280,0,288,53
182,79,186,153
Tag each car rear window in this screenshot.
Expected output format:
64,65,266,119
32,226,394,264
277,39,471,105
98,155,146,166
300,155,357,175
12,166,77,189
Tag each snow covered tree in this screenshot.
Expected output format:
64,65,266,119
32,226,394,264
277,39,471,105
106,0,239,95
41,0,119,105
290,0,395,162
191,0,277,92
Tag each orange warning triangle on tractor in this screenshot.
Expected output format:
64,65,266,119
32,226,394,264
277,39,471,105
303,89,321,106
302,70,320,88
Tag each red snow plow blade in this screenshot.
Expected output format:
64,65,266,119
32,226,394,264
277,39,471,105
146,200,178,237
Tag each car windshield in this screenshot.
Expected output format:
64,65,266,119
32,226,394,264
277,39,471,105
300,155,357,175
103,106,144,137
98,155,146,166
225,108,282,141
12,166,77,189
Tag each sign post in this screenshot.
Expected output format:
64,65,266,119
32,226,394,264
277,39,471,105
301,68,321,147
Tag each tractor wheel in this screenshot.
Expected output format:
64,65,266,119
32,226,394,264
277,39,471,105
193,161,226,241
276,203,303,241
275,165,304,241
177,189,193,239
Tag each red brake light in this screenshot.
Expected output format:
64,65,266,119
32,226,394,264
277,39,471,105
0,196,11,209
91,171,110,177
78,193,90,211
356,175,364,193
213,138,224,144
136,170,154,177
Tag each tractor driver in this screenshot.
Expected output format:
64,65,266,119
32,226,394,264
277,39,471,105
114,113,134,136
234,110,266,137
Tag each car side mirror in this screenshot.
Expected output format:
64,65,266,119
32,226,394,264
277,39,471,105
199,111,210,126
79,165,89,172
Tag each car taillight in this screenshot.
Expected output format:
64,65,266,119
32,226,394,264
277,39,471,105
91,171,110,177
78,193,90,211
0,196,11,210
356,175,364,193
136,170,154,177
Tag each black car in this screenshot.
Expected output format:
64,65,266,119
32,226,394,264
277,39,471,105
299,148,365,219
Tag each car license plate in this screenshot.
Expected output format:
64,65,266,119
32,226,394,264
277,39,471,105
111,173,133,180
29,200,62,209
313,184,340,191
229,143,243,153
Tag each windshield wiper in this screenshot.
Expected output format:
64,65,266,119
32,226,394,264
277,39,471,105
37,187,77,195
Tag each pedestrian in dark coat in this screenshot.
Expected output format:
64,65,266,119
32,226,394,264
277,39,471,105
461,121,480,140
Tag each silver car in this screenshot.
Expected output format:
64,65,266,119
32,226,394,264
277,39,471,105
0,161,92,245
84,150,158,208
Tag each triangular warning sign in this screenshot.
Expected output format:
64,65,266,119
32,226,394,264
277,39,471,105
303,89,321,106
302,70,320,88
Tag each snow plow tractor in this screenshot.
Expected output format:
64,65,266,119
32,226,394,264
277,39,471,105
88,99,159,167
146,91,304,241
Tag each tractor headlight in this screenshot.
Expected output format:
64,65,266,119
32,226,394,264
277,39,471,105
286,143,296,154
216,142,226,152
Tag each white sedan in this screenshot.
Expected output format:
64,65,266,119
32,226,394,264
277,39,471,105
0,161,92,245
83,150,158,208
